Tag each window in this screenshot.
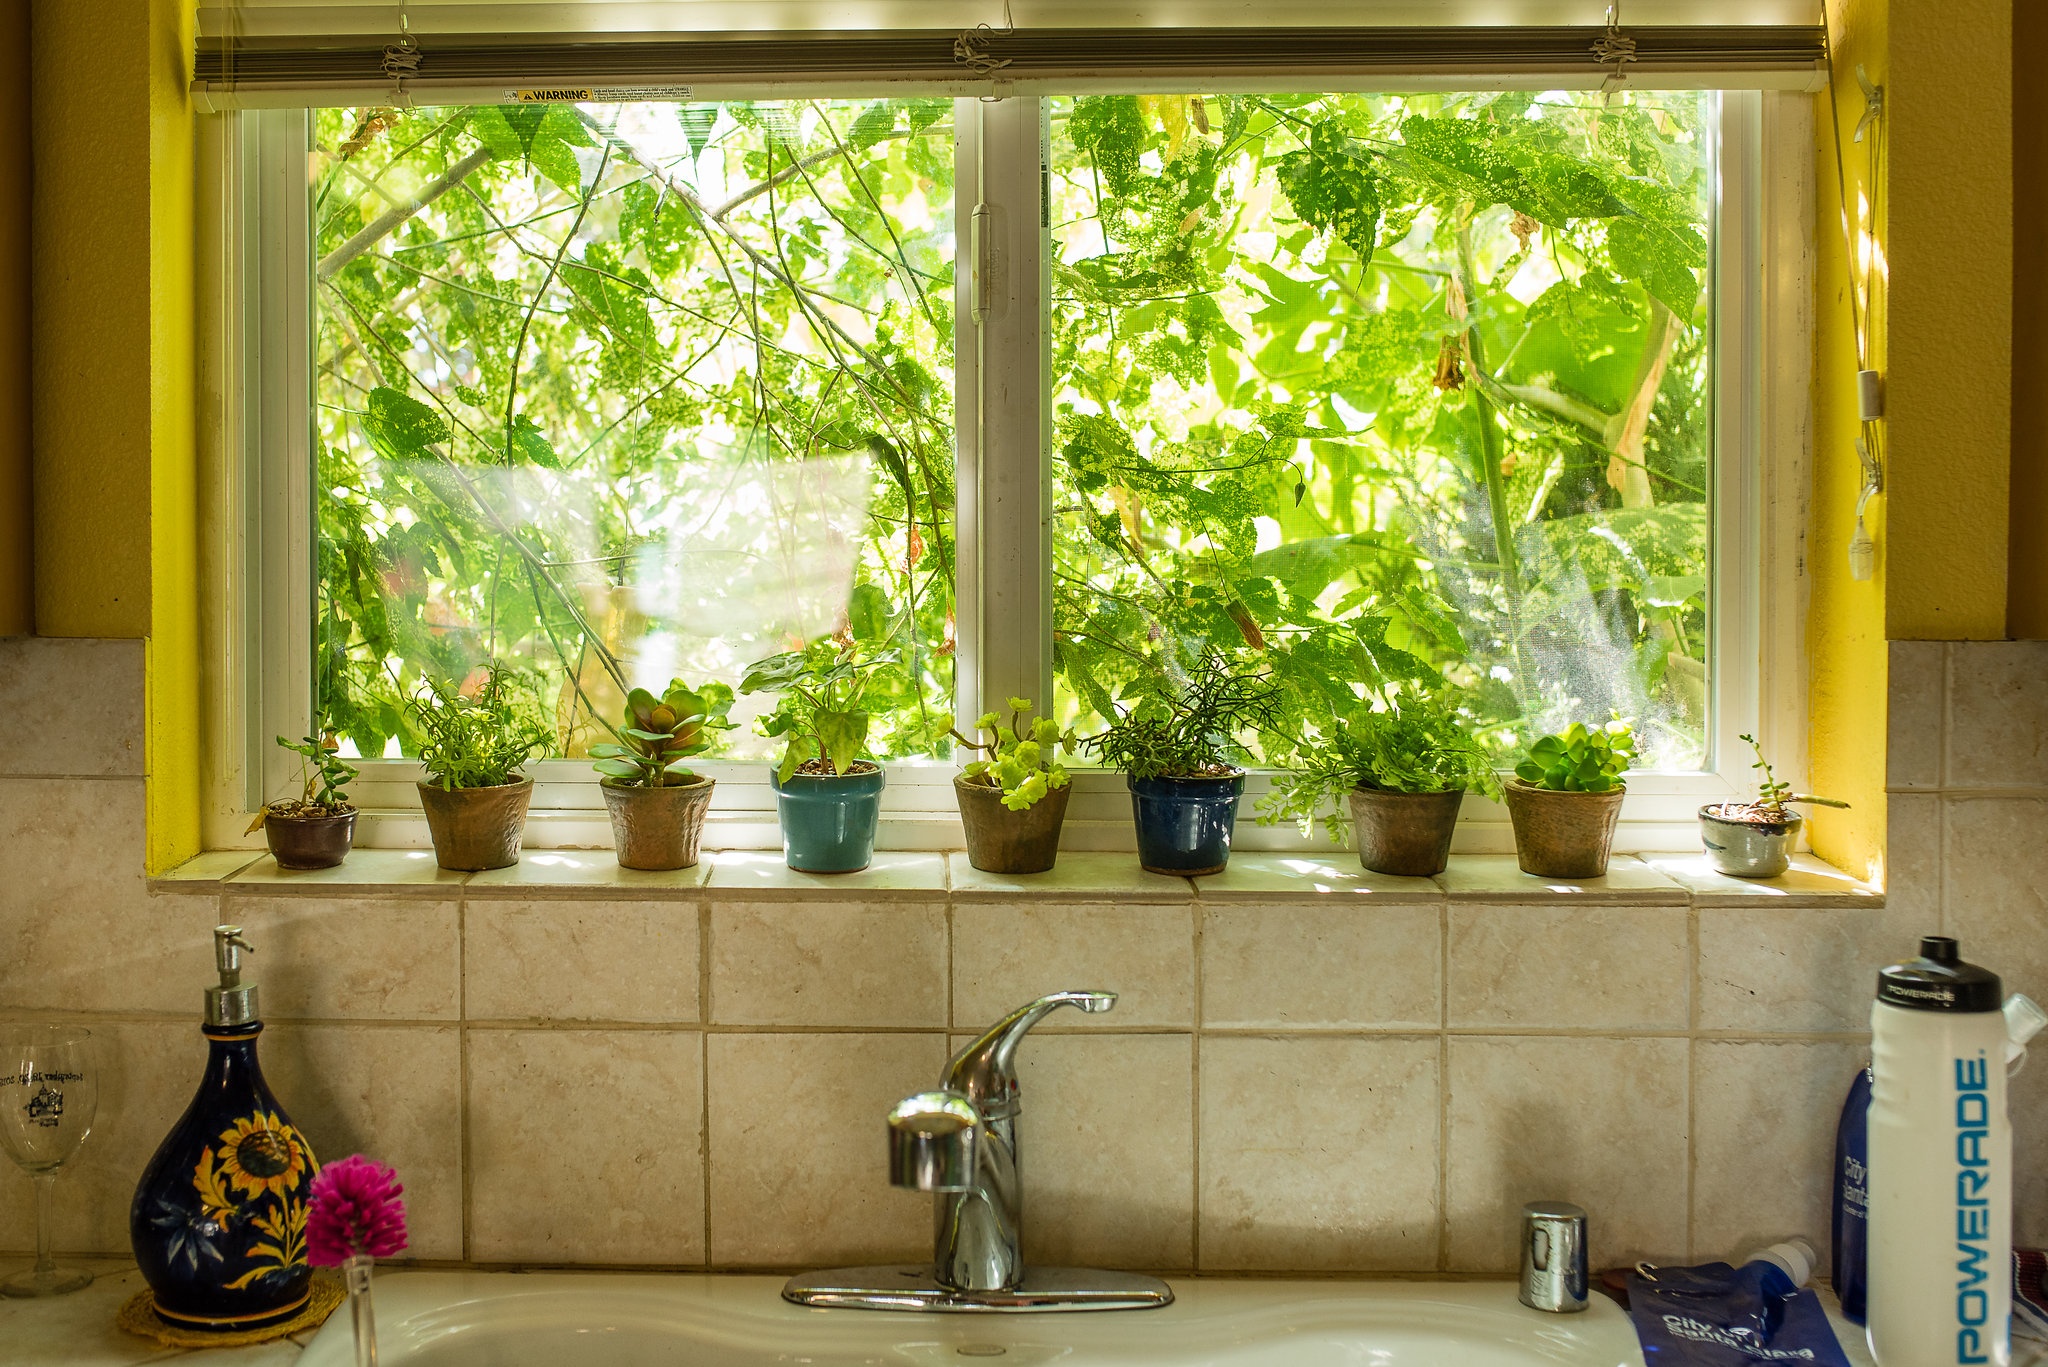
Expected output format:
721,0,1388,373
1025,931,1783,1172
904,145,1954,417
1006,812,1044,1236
219,86,1804,852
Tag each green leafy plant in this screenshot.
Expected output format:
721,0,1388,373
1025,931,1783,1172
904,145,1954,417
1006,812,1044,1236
1732,733,1848,817
1260,701,1501,841
741,638,900,783
590,680,735,788
254,733,358,825
1083,651,1284,779
950,698,1075,811
1514,719,1637,793
408,662,552,790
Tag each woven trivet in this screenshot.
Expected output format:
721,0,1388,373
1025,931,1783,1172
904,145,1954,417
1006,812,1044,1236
115,1273,344,1349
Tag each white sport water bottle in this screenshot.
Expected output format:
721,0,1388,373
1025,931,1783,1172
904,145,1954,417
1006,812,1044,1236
1867,936,2019,1366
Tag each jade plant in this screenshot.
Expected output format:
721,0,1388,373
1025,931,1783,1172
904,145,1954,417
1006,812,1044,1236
1261,701,1500,841
407,662,551,790
251,733,358,827
1084,650,1284,779
590,680,734,788
1720,733,1849,819
1514,719,1637,793
741,638,899,783
949,698,1075,811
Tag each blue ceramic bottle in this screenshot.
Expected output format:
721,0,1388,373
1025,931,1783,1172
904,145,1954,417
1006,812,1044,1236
130,926,320,1332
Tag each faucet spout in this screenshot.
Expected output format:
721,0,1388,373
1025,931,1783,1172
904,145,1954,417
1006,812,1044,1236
942,990,1116,1120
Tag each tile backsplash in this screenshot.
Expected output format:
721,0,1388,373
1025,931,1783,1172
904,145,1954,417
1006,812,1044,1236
2,634,2042,1283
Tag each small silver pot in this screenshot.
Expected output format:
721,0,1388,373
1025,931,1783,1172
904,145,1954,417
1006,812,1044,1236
1699,804,1800,878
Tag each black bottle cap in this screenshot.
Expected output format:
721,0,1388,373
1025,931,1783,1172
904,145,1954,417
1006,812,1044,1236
1877,935,2003,1013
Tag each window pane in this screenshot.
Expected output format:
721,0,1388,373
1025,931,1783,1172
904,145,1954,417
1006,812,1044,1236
312,100,956,761
1048,92,1714,769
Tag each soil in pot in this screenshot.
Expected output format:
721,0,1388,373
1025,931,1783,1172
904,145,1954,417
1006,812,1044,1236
956,776,1070,874
1503,778,1625,879
602,776,715,871
1129,772,1245,876
1698,802,1801,878
1348,787,1464,878
772,762,885,873
418,777,533,871
260,803,357,870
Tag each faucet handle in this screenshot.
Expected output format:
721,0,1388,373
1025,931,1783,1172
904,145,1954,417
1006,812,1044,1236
888,1091,979,1192
942,990,1117,1117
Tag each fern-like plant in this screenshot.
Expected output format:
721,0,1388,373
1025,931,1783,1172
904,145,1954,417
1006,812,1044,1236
1083,650,1284,779
1261,701,1500,842
408,663,551,790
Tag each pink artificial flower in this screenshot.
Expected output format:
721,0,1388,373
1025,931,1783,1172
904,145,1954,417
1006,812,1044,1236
307,1155,409,1266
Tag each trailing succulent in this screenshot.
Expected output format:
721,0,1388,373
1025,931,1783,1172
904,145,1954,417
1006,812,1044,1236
1709,732,1849,823
253,733,359,826
1083,649,1285,780
741,637,900,784
407,662,552,790
949,698,1075,811
1514,719,1637,793
590,680,734,788
1261,700,1500,843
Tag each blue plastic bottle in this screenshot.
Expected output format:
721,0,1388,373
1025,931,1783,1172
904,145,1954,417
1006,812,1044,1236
1828,1064,1870,1323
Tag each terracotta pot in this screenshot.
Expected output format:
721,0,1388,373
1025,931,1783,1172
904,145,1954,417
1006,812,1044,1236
601,776,715,870
1348,787,1464,877
1699,803,1800,878
417,777,532,871
955,776,1071,874
1503,778,1625,879
262,808,356,870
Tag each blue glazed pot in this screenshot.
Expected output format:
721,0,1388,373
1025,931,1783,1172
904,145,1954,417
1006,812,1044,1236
772,765,886,872
1128,773,1245,876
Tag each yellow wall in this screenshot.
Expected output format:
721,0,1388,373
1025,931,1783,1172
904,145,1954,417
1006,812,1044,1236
2013,2,2048,639
0,1,26,638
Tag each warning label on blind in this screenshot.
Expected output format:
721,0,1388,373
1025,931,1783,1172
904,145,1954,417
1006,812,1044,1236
509,87,693,103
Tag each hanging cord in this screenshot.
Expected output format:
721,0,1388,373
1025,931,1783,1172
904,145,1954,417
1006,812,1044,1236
1592,3,1637,99
382,3,421,108
1820,0,1885,578
954,0,1016,85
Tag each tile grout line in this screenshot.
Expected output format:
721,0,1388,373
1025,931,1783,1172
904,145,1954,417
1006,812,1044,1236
1189,898,1202,1272
700,894,714,1266
1437,898,1450,1274
458,894,473,1266
1685,897,1700,1261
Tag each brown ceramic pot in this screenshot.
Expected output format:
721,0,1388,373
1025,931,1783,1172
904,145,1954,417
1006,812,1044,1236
1502,777,1625,879
955,776,1071,874
417,776,532,871
262,808,356,870
601,776,715,870
1348,787,1464,877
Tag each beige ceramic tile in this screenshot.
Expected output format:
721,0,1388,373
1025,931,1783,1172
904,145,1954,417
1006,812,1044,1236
1447,904,1688,1031
1697,903,1917,1033
467,900,700,1024
706,1032,945,1266
1009,1033,1194,1270
1435,854,1686,903
947,851,1192,901
228,849,469,890
952,902,1193,1029
1192,853,1441,902
1198,1035,1440,1271
1882,792,1942,929
709,901,944,1027
0,1020,199,1255
261,1023,464,1260
0,868,216,1016
467,1029,705,1264
466,848,711,892
223,897,460,1020
1945,640,2048,790
1943,797,2048,1004
153,850,265,887
1200,903,1440,1030
1692,1040,1866,1263
1644,853,1881,906
1885,640,1946,790
704,850,946,898
2015,1060,2048,1248
1445,1036,1688,1272
0,638,145,778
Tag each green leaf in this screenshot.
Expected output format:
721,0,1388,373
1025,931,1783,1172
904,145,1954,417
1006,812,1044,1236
506,414,560,468
847,582,892,642
362,387,450,458
593,758,641,779
1273,123,1383,266
817,710,869,775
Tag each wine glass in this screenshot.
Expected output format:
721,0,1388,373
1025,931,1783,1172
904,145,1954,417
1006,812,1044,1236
0,1025,98,1296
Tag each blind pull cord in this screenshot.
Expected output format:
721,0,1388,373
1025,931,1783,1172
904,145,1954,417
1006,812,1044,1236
382,2,420,108
955,0,1017,97
1593,3,1638,97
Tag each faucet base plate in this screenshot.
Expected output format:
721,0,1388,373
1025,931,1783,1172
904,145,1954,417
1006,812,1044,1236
782,1265,1173,1313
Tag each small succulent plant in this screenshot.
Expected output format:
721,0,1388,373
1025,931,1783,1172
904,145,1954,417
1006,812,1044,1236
250,733,357,828
949,698,1075,811
1737,733,1848,816
1515,719,1636,793
590,680,734,787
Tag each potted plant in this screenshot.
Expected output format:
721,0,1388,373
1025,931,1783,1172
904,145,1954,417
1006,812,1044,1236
589,679,734,871
949,698,1075,874
741,639,895,873
1698,733,1849,878
248,733,360,870
1084,651,1282,876
408,663,551,871
1261,701,1499,877
1503,718,1637,878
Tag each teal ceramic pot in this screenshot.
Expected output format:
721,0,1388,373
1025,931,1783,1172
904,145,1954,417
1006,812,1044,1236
772,765,886,872
1128,773,1245,876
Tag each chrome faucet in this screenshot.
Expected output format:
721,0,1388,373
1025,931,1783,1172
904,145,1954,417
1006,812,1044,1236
782,990,1173,1313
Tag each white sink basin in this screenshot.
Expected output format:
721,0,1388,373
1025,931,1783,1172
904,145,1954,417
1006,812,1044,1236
298,1271,1647,1366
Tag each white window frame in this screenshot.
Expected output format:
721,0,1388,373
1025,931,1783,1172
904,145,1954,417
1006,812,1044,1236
202,88,1814,855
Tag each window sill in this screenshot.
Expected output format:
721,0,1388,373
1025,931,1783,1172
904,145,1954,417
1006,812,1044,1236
155,848,1881,908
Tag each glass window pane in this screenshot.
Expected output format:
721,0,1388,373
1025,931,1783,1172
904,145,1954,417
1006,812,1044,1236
312,100,957,762
1048,92,1714,770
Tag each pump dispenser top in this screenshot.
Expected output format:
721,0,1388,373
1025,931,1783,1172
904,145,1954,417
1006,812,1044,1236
207,925,259,1027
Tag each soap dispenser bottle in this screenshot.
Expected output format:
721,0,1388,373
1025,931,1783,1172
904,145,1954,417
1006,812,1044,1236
130,926,320,1332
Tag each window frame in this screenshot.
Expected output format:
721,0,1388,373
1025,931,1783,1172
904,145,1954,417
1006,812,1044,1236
202,88,1812,854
